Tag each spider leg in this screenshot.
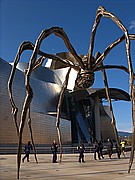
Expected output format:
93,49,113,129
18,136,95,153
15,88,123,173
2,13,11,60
27,56,45,165
92,34,135,70
7,42,45,178
96,65,135,82
8,41,45,135
10,27,81,178
95,66,135,172
92,35,124,70
92,33,135,172
25,27,84,163
56,67,71,162
128,85,135,173
96,65,135,169
17,66,34,179
88,6,134,95
29,27,84,69
27,56,46,165
27,107,38,164
8,41,35,135
100,62,124,156
129,34,135,40
17,55,46,179
7,41,35,179
95,64,134,76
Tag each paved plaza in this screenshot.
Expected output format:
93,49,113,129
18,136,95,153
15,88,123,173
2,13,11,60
0,152,135,180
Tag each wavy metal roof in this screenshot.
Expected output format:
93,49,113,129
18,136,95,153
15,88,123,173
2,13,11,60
71,88,130,101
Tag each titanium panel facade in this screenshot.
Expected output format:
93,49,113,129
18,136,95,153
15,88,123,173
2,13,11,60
0,56,130,146
0,58,71,145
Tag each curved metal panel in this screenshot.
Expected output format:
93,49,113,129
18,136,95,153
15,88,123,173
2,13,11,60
13,62,62,85
71,88,130,101
0,58,71,145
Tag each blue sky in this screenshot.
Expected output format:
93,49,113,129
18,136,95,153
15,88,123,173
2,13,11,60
0,0,135,132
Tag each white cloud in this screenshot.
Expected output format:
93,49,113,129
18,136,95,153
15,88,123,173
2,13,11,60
117,122,132,133
129,20,135,31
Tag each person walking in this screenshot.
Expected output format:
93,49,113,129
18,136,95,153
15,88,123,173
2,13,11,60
22,141,33,162
51,140,58,163
115,142,121,159
93,140,101,160
99,140,104,159
77,140,85,163
120,140,126,156
107,139,113,159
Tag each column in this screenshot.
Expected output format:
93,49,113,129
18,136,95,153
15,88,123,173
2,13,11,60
94,93,101,141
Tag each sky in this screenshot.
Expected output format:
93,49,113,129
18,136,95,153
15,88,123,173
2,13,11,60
0,0,135,133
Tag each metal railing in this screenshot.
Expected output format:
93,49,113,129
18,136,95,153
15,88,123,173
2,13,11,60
0,144,132,155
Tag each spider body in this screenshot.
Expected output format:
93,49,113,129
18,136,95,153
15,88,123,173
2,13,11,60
8,6,135,179
75,68,95,89
66,54,96,90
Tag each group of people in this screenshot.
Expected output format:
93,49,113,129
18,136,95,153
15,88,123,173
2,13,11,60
22,139,126,163
77,139,126,163
94,139,126,160
77,139,115,163
93,140,104,160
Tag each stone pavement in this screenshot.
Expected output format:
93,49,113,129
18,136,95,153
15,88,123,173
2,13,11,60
0,152,134,180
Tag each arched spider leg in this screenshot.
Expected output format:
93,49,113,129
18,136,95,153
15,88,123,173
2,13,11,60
25,56,46,165
88,6,134,96
92,33,135,172
8,41,35,135
8,39,79,179
16,28,81,177
29,27,84,70
128,85,135,173
7,42,46,178
7,40,74,137
17,55,45,179
127,35,135,173
7,42,46,179
96,64,135,161
8,41,48,135
56,67,71,162
23,27,84,162
31,55,74,164
100,62,125,157
92,34,135,70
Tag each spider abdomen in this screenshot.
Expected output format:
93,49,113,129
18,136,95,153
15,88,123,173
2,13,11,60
74,69,95,90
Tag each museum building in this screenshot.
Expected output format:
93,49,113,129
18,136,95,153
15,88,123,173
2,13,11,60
0,54,130,148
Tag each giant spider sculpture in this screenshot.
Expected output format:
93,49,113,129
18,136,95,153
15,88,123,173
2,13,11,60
8,6,135,179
